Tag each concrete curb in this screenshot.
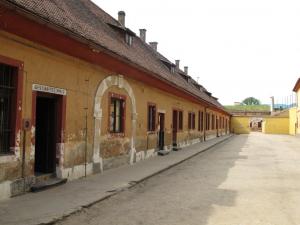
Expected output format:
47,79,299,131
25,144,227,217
45,134,234,225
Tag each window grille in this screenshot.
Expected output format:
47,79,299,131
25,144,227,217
147,104,156,131
178,111,183,130
188,112,195,130
0,64,15,154
110,97,125,133
198,111,204,131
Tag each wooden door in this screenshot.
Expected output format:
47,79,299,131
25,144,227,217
172,110,178,146
158,113,165,150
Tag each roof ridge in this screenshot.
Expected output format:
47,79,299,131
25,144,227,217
4,0,227,112
82,0,121,27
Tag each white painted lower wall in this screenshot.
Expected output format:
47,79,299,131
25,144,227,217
206,134,217,140
135,148,158,162
56,163,94,180
0,134,226,200
177,137,203,148
0,181,12,201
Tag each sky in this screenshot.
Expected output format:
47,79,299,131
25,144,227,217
92,0,300,105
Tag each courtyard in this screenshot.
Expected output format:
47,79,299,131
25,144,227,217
55,133,300,225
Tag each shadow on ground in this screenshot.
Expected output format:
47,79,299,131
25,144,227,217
56,135,249,225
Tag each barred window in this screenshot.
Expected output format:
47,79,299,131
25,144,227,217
188,112,195,130
110,96,125,133
147,104,156,131
206,113,210,130
0,64,15,154
178,110,183,130
198,111,204,131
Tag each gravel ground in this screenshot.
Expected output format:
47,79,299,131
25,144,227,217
56,133,300,225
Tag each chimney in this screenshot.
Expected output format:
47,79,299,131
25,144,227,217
149,42,158,51
270,96,275,114
175,60,180,69
118,11,125,27
139,29,146,42
184,66,188,75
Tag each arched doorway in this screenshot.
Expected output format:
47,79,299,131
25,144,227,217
92,75,137,172
250,117,263,132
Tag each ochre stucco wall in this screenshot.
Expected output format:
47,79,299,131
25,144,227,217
289,107,297,135
262,117,289,134
231,116,250,134
0,31,110,177
0,31,230,188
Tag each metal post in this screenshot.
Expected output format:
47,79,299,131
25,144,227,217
22,129,26,193
84,78,89,178
84,109,88,178
21,71,28,193
204,107,207,141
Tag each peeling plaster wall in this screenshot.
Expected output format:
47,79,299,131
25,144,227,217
0,31,230,198
94,76,230,169
0,31,112,189
0,181,12,201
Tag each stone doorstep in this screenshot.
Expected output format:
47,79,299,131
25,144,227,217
157,149,170,156
30,178,67,192
172,146,182,151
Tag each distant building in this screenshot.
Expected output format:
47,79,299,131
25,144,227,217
228,105,270,133
234,102,242,105
230,82,300,135
292,78,300,134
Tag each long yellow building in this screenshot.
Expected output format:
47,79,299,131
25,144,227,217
0,0,230,199
231,79,300,136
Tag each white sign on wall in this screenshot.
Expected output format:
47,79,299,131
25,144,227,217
32,84,67,96
250,117,263,123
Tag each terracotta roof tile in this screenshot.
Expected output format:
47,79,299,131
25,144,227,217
5,0,226,111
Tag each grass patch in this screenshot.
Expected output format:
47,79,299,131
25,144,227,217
225,105,270,111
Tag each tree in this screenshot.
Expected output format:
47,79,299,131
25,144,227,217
242,97,261,105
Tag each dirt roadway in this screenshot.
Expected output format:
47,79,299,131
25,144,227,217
56,133,300,225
